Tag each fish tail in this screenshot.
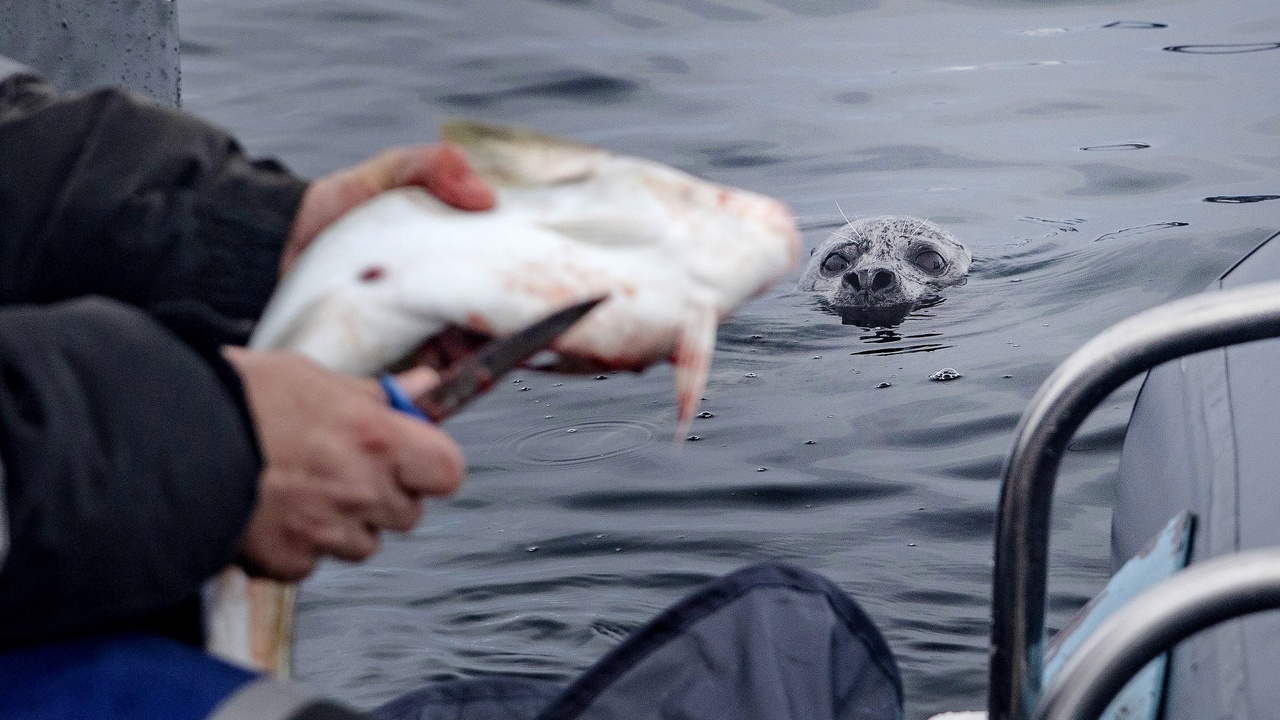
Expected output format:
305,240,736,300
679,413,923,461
672,302,715,442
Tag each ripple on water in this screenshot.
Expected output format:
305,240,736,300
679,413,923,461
1080,142,1150,151
513,421,654,466
1164,42,1280,54
1204,195,1280,204
1102,21,1168,30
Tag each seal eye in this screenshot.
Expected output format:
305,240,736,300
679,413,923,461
914,250,945,274
821,253,849,274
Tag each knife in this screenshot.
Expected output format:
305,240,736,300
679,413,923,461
380,295,607,423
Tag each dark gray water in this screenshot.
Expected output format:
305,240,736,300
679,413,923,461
181,0,1279,716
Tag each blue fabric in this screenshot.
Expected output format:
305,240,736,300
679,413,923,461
0,633,257,720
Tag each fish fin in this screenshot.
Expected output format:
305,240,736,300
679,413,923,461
441,120,604,186
672,302,716,442
540,216,661,246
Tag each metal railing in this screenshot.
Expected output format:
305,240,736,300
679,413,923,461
1030,547,1280,720
987,281,1280,720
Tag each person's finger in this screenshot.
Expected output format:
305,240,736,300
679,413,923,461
391,366,441,398
303,509,381,563
388,416,466,498
372,144,495,212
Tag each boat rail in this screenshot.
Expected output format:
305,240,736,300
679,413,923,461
988,281,1280,720
1031,547,1280,720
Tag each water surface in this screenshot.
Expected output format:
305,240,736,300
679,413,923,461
181,0,1280,716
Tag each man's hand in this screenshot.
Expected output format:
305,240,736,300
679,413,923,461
223,347,464,581
280,144,496,275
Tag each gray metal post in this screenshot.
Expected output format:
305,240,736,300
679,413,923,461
0,0,180,106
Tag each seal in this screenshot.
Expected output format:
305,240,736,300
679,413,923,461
798,215,970,326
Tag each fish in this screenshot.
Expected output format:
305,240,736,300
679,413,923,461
206,120,800,676
249,120,801,427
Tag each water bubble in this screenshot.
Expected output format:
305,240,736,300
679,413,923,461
1002,374,1013,379
519,387,530,392
596,534,605,539
544,415,554,419
930,368,963,381
526,546,539,552
687,435,702,441
567,428,578,433
877,382,892,389
812,355,823,360
594,375,608,380
750,334,764,340
744,372,757,378
553,383,564,387
756,467,767,472
804,440,816,445
907,543,917,547
698,411,715,419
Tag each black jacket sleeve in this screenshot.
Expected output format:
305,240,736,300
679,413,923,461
0,71,311,645
0,71,307,338
0,297,260,646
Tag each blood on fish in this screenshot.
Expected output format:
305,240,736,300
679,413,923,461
465,313,496,335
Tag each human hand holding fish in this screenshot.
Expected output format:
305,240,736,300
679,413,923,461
209,120,802,675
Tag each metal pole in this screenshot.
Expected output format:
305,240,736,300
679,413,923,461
1032,548,1280,720
988,281,1280,720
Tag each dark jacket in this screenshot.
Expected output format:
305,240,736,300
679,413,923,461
0,70,308,647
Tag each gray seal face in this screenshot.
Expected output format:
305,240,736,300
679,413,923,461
798,216,970,327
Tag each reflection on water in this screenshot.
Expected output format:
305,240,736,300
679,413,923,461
180,0,1280,716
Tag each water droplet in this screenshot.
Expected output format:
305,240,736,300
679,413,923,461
804,440,816,445
544,415,554,419
877,382,892,389
750,334,764,340
567,428,578,433
512,379,523,384
812,355,822,360
526,546,539,552
907,543,917,547
553,383,563,387
805,504,813,508
594,375,608,380
686,435,702,441
1011,278,1022,283
827,415,835,419
930,367,963,381
614,547,622,552
519,387,530,392
1002,374,1013,379
756,467,768,472
596,534,605,539
918,507,926,511
698,411,715,419
744,372,757,378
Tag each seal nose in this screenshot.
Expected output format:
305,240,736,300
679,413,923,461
844,268,898,293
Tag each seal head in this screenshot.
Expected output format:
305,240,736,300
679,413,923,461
798,216,970,326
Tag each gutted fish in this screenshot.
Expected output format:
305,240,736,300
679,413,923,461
250,120,800,424
207,121,799,675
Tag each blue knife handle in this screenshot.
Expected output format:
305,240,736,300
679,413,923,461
380,374,433,423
